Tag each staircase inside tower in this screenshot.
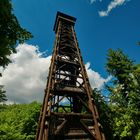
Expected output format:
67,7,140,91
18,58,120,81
36,12,105,140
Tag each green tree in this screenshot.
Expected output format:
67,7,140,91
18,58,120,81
0,102,41,140
0,0,32,68
0,85,7,102
0,0,32,102
93,89,113,140
106,49,140,140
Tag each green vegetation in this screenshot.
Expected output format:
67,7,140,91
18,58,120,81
93,89,113,140
92,49,140,140
0,102,41,140
0,85,7,103
0,0,32,102
104,49,140,140
0,0,32,69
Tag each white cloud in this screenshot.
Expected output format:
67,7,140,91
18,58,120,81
0,44,51,103
99,0,129,17
85,62,112,89
0,44,111,103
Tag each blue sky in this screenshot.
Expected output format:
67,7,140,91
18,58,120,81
12,0,140,77
1,0,140,103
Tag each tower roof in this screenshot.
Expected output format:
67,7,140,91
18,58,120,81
53,11,76,33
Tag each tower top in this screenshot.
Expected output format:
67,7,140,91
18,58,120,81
53,11,76,33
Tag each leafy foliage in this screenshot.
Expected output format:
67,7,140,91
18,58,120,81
0,0,32,68
0,0,32,102
0,102,41,140
0,85,7,102
93,89,113,140
106,49,140,140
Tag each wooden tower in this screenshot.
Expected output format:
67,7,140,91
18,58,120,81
36,12,105,140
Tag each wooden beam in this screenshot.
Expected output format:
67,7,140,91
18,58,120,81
80,120,96,140
55,120,67,134
52,112,93,119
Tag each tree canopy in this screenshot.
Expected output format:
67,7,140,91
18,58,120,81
0,85,7,102
93,89,113,140
0,0,32,102
106,49,140,140
0,102,41,140
0,0,32,68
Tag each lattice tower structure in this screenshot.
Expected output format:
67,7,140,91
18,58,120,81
36,12,106,140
